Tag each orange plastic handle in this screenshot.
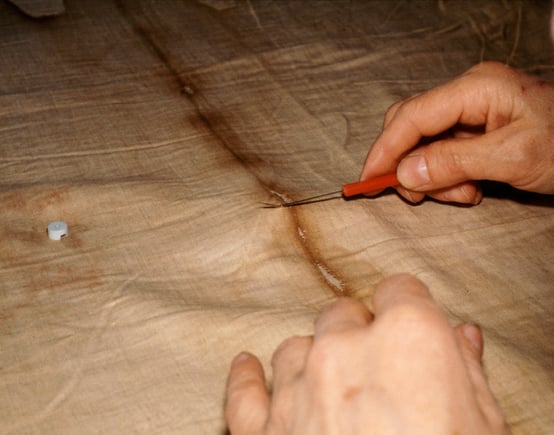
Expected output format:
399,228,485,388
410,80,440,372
342,173,399,197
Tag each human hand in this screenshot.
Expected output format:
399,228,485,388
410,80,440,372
361,61,554,204
225,274,509,435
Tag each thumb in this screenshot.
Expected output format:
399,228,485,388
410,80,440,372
396,126,521,192
225,352,269,435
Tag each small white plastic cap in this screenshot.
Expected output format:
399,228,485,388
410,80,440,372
47,221,68,240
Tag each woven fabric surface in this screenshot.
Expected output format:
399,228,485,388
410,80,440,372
0,1,553,433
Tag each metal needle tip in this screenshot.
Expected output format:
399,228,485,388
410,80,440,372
262,190,343,208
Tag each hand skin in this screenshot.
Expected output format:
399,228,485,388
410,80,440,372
361,61,554,204
225,274,509,435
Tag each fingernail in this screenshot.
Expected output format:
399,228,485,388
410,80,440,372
232,352,251,365
460,185,483,206
398,154,430,189
462,324,482,353
473,188,483,205
397,186,420,204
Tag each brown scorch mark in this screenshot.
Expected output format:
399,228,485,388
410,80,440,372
114,0,353,297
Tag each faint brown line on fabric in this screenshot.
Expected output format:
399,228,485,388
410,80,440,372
114,0,284,198
246,0,263,31
505,2,522,66
352,213,554,255
0,137,196,162
2,273,140,433
289,206,352,298
113,0,354,297
113,0,195,95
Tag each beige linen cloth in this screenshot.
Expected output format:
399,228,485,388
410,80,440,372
1,1,553,433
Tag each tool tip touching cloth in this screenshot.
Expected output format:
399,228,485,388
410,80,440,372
263,173,399,208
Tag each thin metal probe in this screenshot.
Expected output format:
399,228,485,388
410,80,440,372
262,190,343,208
263,173,399,208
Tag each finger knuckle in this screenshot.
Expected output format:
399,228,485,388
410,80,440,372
428,143,471,182
384,100,404,124
304,336,342,376
271,335,308,367
382,303,447,338
470,61,511,78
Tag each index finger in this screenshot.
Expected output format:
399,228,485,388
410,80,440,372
225,352,269,435
313,297,373,338
361,62,518,180
361,81,470,179
371,274,449,327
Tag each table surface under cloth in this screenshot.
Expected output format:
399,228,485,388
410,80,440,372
0,1,553,434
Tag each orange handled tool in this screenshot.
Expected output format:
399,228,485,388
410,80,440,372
263,172,399,208
342,172,399,197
